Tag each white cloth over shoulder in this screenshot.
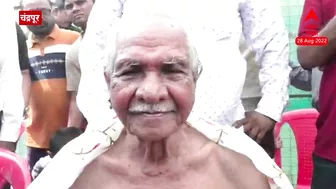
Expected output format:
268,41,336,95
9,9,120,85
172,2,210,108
28,111,293,189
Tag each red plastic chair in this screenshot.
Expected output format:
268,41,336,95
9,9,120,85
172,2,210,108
274,109,318,189
0,148,31,189
19,122,26,138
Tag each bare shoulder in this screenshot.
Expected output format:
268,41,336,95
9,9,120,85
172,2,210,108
214,145,270,189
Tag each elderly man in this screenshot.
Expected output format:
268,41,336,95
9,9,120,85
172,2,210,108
77,0,290,156
28,15,293,189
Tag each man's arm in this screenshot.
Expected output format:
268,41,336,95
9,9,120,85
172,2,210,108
239,0,290,122
289,60,312,91
68,91,85,128
297,0,336,69
22,71,31,109
16,22,31,107
66,47,85,127
0,19,24,150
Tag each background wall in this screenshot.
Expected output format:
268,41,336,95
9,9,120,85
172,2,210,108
281,0,312,111
279,0,308,186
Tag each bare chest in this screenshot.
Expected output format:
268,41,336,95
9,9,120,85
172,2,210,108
70,157,241,189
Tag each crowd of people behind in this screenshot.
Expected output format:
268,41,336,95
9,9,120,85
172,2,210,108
0,0,335,188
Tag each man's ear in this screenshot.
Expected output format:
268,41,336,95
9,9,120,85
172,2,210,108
104,72,111,88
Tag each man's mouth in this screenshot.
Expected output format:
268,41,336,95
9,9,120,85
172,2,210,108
143,112,163,117
74,14,84,19
130,111,173,116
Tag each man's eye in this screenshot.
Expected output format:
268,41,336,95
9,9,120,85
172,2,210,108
121,70,138,75
65,4,73,10
163,69,183,74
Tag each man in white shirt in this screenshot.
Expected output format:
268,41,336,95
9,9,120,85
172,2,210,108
78,0,290,147
0,3,24,152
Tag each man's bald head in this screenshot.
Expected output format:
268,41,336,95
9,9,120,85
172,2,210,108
22,0,56,38
106,14,202,81
116,14,187,45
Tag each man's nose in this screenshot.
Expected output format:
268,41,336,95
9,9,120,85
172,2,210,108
72,4,81,12
135,73,168,103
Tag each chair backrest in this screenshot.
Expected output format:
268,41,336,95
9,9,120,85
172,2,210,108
0,148,31,189
19,122,26,138
274,109,318,186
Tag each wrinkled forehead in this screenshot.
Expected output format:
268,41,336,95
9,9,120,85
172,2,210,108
22,0,51,9
117,15,186,40
114,15,189,67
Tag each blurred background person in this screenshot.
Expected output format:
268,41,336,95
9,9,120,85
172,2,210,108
22,0,79,174
51,0,82,32
0,0,24,153
65,0,95,128
297,0,336,187
289,64,322,111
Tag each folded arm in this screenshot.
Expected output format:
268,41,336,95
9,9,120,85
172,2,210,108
297,0,336,69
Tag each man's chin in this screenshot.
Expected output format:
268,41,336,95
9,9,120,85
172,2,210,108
74,20,84,27
130,128,176,142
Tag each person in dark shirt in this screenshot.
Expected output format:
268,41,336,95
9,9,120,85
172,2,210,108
289,61,322,111
16,23,29,71
15,22,31,109
297,0,336,188
31,127,83,179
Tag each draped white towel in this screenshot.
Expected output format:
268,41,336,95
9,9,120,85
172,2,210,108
28,111,293,189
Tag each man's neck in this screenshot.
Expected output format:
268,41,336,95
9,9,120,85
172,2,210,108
81,25,86,34
129,124,191,175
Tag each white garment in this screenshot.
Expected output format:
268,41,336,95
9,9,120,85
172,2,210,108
0,3,24,142
76,0,122,131
77,0,290,130
31,155,52,179
27,111,294,189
